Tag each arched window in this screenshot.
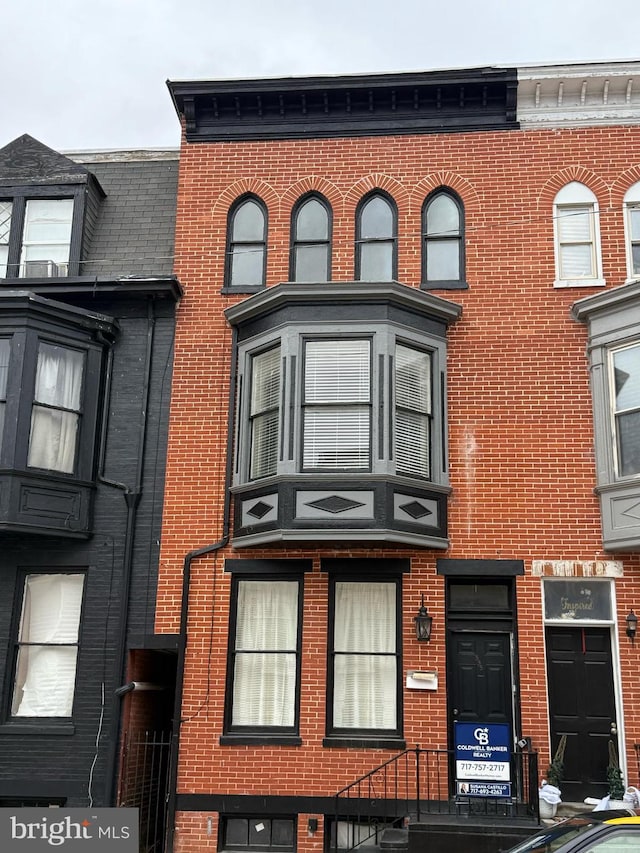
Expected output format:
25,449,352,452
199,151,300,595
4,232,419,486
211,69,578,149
624,182,640,281
553,182,604,287
422,190,465,288
226,196,267,289
356,193,397,281
290,195,331,282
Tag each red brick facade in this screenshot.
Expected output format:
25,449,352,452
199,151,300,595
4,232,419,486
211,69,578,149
159,67,640,851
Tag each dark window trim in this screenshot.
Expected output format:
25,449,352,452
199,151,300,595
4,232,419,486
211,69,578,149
355,190,398,281
289,192,332,282
218,815,297,853
223,567,305,737
421,187,467,290
225,559,313,574
4,568,86,723
325,569,404,740
437,559,524,576
224,194,268,291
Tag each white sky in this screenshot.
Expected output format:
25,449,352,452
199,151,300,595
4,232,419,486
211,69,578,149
4,0,640,152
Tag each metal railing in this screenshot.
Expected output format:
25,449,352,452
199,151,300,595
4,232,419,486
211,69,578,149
334,747,539,852
119,729,171,853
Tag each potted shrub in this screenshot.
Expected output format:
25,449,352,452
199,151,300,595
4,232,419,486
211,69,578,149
546,735,567,788
540,735,566,818
607,740,625,806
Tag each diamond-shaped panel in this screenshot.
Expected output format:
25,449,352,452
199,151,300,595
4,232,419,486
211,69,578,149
305,495,366,514
399,500,433,520
247,500,274,520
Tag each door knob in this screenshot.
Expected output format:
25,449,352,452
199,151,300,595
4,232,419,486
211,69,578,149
610,722,618,735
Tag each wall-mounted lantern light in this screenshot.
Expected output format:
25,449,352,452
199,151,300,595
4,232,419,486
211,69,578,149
414,594,433,642
626,610,638,644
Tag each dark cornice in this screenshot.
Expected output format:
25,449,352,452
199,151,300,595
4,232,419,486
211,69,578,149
168,67,518,142
0,276,183,302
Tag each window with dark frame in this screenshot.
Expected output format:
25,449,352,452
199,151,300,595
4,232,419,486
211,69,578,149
422,190,465,287
220,817,296,852
0,196,75,279
225,575,303,734
355,193,397,281
226,196,267,289
10,572,85,718
249,345,281,480
290,195,331,282
327,577,401,737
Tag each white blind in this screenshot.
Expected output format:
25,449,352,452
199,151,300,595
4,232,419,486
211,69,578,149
395,344,430,477
232,580,298,727
303,340,370,469
250,347,280,479
558,205,595,278
333,582,397,730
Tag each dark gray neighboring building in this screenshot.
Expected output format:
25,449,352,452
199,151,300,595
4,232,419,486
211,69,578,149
0,135,181,838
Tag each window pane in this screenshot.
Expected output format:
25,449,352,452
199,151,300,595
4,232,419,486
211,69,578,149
233,200,265,241
613,346,640,411
250,347,280,479
303,407,370,468
335,582,395,652
633,244,640,276
359,242,393,281
0,339,9,398
558,206,592,242
333,655,396,729
426,195,459,236
426,240,459,280
294,244,329,282
232,580,298,728
629,206,640,242
28,344,84,474
396,410,429,477
617,411,640,476
296,198,328,240
360,197,393,238
0,201,11,278
21,199,73,273
396,345,430,412
12,573,84,717
559,243,594,278
305,340,370,403
231,244,265,287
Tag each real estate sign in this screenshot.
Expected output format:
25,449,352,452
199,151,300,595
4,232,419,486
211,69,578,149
454,722,512,797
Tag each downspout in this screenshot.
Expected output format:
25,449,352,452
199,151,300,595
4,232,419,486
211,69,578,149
165,326,237,853
101,298,156,804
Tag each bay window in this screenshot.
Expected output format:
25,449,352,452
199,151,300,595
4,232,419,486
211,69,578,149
11,573,85,717
226,282,460,548
612,343,640,477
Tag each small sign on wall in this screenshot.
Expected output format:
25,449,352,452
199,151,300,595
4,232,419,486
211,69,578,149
406,670,438,690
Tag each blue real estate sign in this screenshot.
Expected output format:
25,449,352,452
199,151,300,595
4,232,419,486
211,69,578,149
454,722,512,797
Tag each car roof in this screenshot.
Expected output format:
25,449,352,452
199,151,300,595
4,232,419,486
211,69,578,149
603,815,640,825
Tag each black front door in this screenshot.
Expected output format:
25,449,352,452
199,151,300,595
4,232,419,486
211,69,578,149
546,627,617,801
449,631,513,728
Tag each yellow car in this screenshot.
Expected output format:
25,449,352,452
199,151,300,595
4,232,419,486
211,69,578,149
504,811,640,853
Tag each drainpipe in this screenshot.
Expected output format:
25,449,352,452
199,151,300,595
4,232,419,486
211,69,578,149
101,298,156,805
165,327,237,853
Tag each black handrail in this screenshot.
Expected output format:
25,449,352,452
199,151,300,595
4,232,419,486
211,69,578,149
334,747,539,853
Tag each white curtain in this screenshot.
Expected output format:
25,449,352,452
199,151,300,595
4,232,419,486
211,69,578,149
12,573,84,717
333,582,396,729
232,580,298,727
28,344,84,473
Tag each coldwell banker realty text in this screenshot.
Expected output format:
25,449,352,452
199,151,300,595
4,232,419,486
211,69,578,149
0,809,138,851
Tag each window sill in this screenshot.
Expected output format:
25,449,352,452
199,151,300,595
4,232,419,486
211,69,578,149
219,735,302,746
323,737,406,750
220,285,266,295
553,277,606,289
421,280,469,291
0,721,76,736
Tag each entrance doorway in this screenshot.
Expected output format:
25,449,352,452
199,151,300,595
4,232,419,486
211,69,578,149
545,626,617,802
448,631,513,729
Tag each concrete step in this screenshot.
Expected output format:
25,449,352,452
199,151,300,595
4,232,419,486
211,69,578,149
379,828,409,850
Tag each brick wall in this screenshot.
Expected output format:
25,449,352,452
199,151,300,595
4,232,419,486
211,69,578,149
159,123,640,851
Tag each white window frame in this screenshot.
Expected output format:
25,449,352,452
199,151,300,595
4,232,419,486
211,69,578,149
553,182,605,288
623,182,640,283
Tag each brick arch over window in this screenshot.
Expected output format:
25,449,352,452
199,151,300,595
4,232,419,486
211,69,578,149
611,166,640,207
213,179,280,219
345,175,409,215
411,173,480,219
281,177,343,217
537,168,610,214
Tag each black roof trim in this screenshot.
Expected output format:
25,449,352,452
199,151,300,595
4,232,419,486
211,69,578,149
0,276,183,302
168,67,519,142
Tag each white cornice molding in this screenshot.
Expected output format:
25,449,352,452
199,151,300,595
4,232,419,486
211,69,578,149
517,61,640,128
